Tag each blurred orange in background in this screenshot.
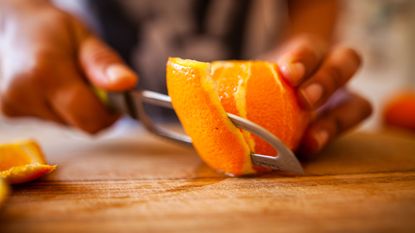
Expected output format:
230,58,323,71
383,91,415,132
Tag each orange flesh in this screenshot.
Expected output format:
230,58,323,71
0,140,56,184
167,58,308,176
246,62,308,155
211,61,248,115
211,61,256,151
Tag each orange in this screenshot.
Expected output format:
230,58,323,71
383,91,415,132
167,58,253,175
0,139,56,184
0,178,8,207
167,58,309,176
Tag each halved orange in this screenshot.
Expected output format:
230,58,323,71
0,178,8,207
167,58,309,176
0,139,56,184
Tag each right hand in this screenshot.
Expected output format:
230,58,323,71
0,0,138,133
270,35,372,157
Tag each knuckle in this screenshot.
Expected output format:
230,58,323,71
318,113,343,137
18,50,66,87
15,59,50,87
327,66,343,84
335,47,363,68
359,97,373,118
0,100,14,116
323,65,344,92
291,36,326,69
42,8,72,24
1,75,26,100
82,38,121,65
342,47,362,65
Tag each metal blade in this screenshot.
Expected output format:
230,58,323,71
111,90,304,175
227,113,304,175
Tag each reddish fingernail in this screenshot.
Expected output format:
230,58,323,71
280,62,305,85
314,130,329,150
301,83,323,108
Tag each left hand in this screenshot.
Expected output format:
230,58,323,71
264,34,372,158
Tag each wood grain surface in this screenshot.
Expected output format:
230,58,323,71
0,117,414,233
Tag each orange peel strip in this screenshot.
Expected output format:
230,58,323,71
167,58,254,176
0,139,56,184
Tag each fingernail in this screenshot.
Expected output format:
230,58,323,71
280,62,305,85
314,130,329,150
106,64,136,84
301,83,323,107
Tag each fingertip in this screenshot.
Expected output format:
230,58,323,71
298,128,329,159
357,94,373,118
105,64,138,91
331,47,363,75
279,61,305,86
79,36,139,91
299,83,324,109
313,129,329,151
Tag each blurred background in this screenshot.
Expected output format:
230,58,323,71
338,0,415,129
52,0,415,131
2,0,415,132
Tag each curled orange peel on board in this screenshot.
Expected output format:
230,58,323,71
167,58,309,176
0,139,56,184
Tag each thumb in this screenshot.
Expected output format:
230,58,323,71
79,36,138,91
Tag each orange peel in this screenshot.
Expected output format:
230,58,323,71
0,139,56,184
167,58,309,176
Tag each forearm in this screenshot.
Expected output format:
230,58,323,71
0,0,51,12
284,0,338,43
1,0,52,30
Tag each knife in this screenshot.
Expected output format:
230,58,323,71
105,90,304,175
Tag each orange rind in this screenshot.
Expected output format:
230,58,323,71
0,139,56,184
167,58,309,176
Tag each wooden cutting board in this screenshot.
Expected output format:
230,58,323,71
0,118,414,233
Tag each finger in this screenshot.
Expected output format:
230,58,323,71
48,64,119,134
0,89,65,124
79,36,138,91
277,35,328,86
298,47,362,110
298,93,372,158
40,101,67,124
0,97,28,117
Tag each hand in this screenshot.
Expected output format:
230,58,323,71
0,0,138,133
266,35,372,157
